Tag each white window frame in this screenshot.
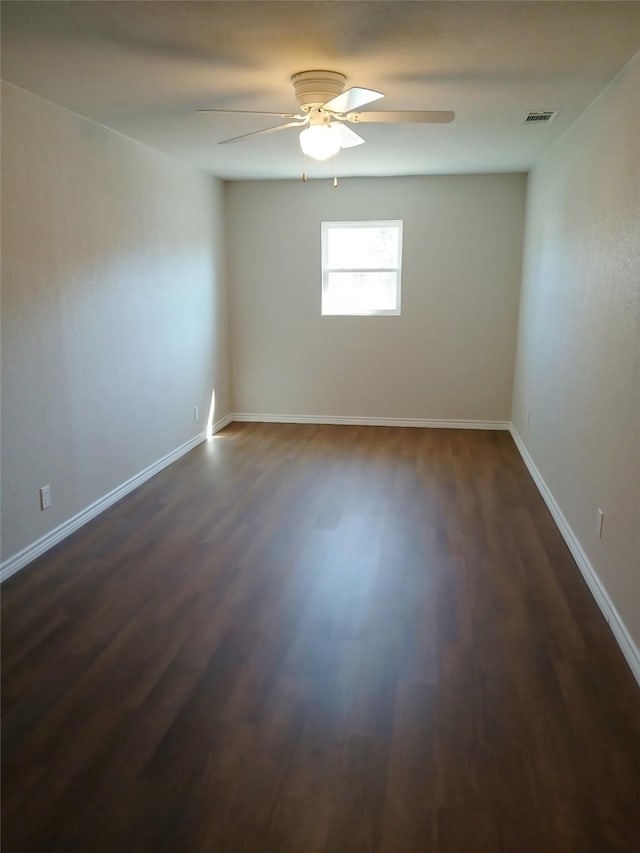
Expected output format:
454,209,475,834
321,220,403,317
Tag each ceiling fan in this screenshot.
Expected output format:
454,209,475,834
198,70,455,162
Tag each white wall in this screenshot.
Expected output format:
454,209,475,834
511,55,640,660
226,174,526,422
1,83,230,564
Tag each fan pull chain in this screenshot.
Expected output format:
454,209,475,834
333,154,339,188
301,151,307,182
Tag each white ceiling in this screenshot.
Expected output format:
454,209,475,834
2,1,639,180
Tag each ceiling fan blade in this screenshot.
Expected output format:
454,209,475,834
338,125,366,149
199,108,303,119
347,110,455,124
323,86,383,114
219,120,306,145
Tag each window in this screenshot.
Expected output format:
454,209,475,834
321,220,403,316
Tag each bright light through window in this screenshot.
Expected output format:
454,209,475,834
321,220,403,316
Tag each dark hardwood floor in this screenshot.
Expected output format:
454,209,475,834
2,423,639,852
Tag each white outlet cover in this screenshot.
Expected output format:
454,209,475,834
40,484,51,510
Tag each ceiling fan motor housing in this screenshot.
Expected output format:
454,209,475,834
292,70,346,112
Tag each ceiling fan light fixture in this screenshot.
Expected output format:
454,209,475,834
203,70,455,163
299,123,341,161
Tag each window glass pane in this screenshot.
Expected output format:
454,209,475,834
326,225,399,269
323,271,398,315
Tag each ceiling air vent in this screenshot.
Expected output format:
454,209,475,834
523,110,559,125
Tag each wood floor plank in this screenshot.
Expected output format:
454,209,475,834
2,423,639,852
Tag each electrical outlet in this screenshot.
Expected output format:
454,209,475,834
40,484,51,510
596,508,604,538
193,406,199,422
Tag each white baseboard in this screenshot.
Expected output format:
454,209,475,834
509,425,640,686
0,419,227,584
232,413,510,430
207,412,233,437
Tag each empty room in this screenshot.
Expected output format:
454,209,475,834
1,2,639,851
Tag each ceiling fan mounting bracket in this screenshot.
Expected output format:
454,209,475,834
292,70,346,112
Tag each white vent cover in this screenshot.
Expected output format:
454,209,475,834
523,110,559,125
